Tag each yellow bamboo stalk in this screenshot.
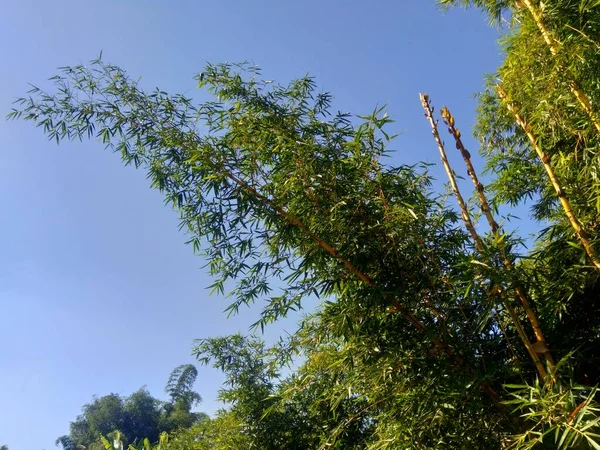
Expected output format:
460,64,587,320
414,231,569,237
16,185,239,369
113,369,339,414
519,0,600,133
497,85,600,271
420,93,548,379
440,105,555,367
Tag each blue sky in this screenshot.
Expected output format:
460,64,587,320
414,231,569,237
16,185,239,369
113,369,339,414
0,1,508,449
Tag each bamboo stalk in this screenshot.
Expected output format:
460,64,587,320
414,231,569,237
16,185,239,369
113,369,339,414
504,297,547,379
519,0,600,133
497,85,600,271
420,93,548,380
440,105,555,367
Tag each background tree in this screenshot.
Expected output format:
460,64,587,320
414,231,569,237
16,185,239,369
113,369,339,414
160,364,203,431
123,389,162,444
55,366,203,450
165,365,201,408
55,436,77,450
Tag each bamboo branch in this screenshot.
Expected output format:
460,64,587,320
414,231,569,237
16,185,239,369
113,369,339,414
494,285,549,380
161,115,473,378
519,0,600,133
420,93,548,380
220,163,466,368
440,105,555,368
497,85,600,271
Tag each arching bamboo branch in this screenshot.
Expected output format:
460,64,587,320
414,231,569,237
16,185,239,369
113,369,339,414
220,162,465,367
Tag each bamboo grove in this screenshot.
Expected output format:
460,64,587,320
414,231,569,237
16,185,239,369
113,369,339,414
9,1,600,448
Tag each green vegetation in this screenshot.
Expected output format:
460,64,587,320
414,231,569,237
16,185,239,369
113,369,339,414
55,365,206,450
10,1,600,448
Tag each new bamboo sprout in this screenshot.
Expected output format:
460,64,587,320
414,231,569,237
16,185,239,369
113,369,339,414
419,95,484,254
440,105,555,368
420,93,548,380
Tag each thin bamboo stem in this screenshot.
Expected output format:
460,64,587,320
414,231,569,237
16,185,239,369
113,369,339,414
420,93,548,380
502,289,548,379
440,105,555,367
497,86,600,271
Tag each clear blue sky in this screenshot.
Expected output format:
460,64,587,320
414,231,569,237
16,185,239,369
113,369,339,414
0,1,508,449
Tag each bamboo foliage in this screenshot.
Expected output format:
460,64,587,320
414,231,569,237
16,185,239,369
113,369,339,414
440,0,600,131
10,57,517,445
12,48,600,448
434,2,600,446
194,110,467,369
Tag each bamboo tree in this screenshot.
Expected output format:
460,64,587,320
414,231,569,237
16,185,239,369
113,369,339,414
229,162,462,362
9,59,490,386
17,54,600,447
442,0,600,131
167,100,471,370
